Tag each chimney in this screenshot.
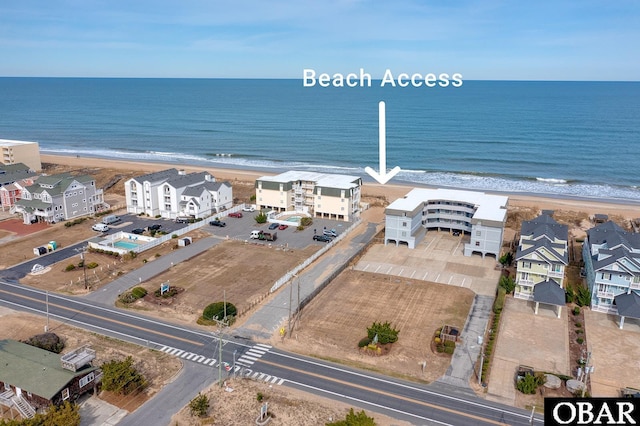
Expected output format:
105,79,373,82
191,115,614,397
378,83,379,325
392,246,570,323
178,169,186,176
205,174,215,182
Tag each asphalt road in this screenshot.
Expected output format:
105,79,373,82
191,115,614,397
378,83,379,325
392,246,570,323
0,280,544,425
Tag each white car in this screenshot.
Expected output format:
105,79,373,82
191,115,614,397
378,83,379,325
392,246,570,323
92,223,109,232
242,206,255,212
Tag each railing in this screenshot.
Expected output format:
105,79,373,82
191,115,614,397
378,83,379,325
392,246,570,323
596,290,616,299
11,395,35,419
548,270,564,278
514,291,534,300
592,304,617,314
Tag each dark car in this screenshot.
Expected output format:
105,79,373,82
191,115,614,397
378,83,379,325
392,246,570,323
313,235,332,242
209,220,226,227
148,224,162,231
131,228,145,234
228,212,243,218
268,223,279,230
452,230,461,236
278,224,288,230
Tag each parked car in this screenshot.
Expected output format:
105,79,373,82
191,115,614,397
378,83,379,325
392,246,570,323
242,206,256,212
452,230,461,236
148,224,162,231
228,212,243,218
313,235,332,243
278,224,288,230
323,229,338,238
209,220,226,227
92,223,109,232
268,223,279,230
131,228,145,235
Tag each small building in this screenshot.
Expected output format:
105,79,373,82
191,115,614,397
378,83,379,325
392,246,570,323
384,188,508,258
0,139,42,172
0,163,38,210
0,341,99,419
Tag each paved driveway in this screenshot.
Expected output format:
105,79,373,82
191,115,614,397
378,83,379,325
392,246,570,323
486,297,569,405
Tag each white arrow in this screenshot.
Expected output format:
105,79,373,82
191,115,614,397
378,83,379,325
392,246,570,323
365,101,401,185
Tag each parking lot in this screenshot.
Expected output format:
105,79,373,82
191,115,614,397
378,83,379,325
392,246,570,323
353,231,501,296
204,211,352,250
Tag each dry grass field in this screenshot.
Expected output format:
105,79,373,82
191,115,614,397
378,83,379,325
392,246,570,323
277,270,475,382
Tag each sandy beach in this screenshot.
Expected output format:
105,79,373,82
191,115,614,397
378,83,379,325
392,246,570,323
41,154,640,220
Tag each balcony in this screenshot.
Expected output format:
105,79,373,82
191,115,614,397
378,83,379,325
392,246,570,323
596,290,616,299
517,280,535,287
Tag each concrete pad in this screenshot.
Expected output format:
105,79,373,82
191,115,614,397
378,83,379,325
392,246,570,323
487,297,569,402
584,309,640,397
79,396,128,426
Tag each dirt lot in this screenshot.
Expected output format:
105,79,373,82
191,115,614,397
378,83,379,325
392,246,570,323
170,377,411,426
123,240,318,325
0,307,182,414
274,270,474,383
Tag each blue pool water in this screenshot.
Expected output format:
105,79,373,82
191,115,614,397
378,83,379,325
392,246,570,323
113,240,139,250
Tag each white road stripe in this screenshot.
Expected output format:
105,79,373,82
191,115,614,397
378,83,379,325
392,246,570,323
255,344,272,349
240,355,259,362
247,349,265,356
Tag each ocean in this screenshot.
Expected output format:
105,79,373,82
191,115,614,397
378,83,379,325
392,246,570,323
1,78,639,201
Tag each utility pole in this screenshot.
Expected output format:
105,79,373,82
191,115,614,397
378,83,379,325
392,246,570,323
74,246,88,289
288,277,293,338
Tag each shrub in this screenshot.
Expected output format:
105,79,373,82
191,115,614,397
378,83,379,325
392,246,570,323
155,253,161,257
131,287,147,299
65,264,76,271
189,393,209,418
203,302,237,322
434,337,441,344
23,332,65,354
172,234,178,239
573,306,581,316
256,392,264,402
366,321,399,344
300,217,313,227
326,408,376,426
565,286,575,304
516,373,545,394
357,337,371,348
498,252,513,267
575,322,582,328
86,262,99,269
101,356,147,395
155,214,161,218
119,292,137,304
250,195,256,201
577,337,584,344
499,276,516,294
297,225,304,231
255,212,267,224
576,285,592,307
493,287,506,313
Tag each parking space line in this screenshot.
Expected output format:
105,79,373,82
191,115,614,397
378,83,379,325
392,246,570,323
399,268,404,276
410,270,415,279
448,276,452,284
435,273,440,282
375,265,381,273
423,272,429,280
362,264,369,272
386,266,393,274
461,278,466,287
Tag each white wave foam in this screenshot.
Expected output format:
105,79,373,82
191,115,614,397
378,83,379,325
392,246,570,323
536,177,568,184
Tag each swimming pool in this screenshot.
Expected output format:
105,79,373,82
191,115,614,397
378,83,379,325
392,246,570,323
285,216,302,223
113,240,139,250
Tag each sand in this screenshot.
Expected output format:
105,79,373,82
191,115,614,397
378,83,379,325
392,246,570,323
41,153,640,220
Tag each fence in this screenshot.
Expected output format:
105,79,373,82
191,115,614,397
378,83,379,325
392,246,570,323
133,205,246,253
269,218,362,293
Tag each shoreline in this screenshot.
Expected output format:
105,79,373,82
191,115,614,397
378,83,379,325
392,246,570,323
41,154,640,219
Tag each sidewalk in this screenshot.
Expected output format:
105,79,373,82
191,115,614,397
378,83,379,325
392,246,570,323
236,220,381,340
83,236,221,305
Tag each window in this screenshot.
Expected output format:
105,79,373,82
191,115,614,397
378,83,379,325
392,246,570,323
475,241,480,246
79,372,95,388
62,388,70,400
476,231,481,236
522,261,532,269
601,273,612,280
402,222,407,227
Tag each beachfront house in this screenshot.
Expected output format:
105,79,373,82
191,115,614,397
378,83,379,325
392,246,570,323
255,171,362,222
0,163,38,210
13,173,105,224
0,341,100,418
583,221,640,325
514,213,569,300
124,169,232,219
384,188,508,258
0,139,42,172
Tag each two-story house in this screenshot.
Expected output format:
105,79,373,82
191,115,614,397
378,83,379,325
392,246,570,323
14,173,105,224
255,171,362,222
0,163,37,210
514,214,568,300
583,221,640,317
125,169,232,219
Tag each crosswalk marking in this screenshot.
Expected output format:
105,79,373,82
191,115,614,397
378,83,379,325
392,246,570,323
236,344,271,367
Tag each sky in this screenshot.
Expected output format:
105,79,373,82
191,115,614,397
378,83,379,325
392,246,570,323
1,0,639,80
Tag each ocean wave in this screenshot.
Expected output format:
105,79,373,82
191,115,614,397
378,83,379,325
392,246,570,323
535,177,568,184
41,147,640,202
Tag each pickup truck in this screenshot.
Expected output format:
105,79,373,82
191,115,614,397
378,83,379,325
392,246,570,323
209,220,226,227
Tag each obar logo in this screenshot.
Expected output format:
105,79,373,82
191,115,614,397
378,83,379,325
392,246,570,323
545,398,639,425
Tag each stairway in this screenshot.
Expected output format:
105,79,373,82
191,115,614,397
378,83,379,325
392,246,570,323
11,395,36,419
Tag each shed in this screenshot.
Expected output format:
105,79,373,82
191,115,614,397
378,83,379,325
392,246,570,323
178,237,192,247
